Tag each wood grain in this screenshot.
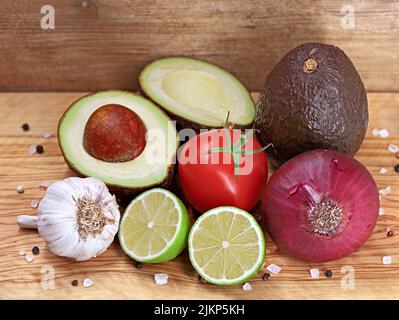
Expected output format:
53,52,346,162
0,92,398,299
1,0,399,92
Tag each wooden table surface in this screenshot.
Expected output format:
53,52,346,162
0,92,398,300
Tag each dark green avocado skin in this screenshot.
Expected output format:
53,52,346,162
254,42,368,167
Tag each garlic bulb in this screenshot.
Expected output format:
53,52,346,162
17,177,120,261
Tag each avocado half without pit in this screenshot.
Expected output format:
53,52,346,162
139,57,255,130
58,91,178,195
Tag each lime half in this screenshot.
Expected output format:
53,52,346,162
188,206,265,285
119,188,189,263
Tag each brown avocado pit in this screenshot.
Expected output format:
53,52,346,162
83,104,147,163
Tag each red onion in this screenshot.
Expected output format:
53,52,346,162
262,149,379,262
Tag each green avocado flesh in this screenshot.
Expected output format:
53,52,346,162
58,91,178,190
139,57,255,128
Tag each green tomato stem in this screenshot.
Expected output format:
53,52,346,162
207,129,272,178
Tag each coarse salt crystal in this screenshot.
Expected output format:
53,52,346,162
16,185,24,194
382,256,392,265
154,273,168,286
18,249,25,256
266,264,281,274
388,143,399,153
379,129,389,138
379,208,385,216
309,268,320,278
83,278,94,287
28,144,37,155
379,167,388,174
39,181,50,190
25,255,34,263
379,186,392,196
31,199,39,208
42,132,52,139
242,282,252,291
372,128,381,137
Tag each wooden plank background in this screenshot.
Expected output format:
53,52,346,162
0,92,398,299
1,0,399,92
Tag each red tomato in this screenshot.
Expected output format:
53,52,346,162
178,129,268,213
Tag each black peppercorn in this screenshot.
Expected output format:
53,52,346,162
71,279,79,287
394,164,399,173
135,261,143,269
32,246,40,255
262,273,270,281
324,270,333,278
22,123,30,131
36,145,44,154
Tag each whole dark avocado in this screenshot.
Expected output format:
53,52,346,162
254,42,368,167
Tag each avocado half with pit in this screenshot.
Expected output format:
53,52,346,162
254,42,368,167
58,91,178,195
139,57,255,130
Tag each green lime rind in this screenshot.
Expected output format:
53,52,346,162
188,206,265,286
119,188,190,264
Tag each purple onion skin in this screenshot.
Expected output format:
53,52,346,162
262,149,379,263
